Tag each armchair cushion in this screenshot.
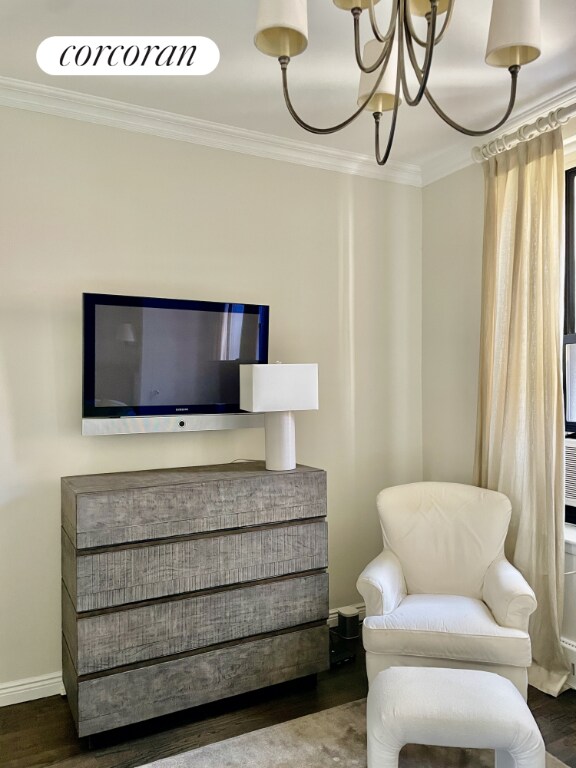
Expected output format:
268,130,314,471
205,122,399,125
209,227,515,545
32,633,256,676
482,557,537,632
362,594,532,668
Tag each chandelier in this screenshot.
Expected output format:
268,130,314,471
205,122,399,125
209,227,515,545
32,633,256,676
254,0,541,166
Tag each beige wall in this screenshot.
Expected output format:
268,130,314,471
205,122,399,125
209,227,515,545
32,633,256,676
422,163,484,482
0,106,422,685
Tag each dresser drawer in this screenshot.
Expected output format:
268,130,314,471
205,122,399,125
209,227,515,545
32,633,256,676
64,625,329,737
62,463,327,549
63,520,328,612
63,572,329,675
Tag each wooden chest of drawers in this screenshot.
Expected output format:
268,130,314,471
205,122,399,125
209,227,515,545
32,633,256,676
61,461,329,737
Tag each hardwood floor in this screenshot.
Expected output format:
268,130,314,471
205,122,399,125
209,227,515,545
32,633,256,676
528,685,576,767
1,645,575,768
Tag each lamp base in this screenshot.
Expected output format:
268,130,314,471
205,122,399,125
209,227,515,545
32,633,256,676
264,411,296,471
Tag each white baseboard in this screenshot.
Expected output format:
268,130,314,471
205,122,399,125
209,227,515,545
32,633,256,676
561,637,576,690
0,672,65,707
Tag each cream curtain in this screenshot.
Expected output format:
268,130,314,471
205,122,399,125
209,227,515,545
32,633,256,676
474,128,570,695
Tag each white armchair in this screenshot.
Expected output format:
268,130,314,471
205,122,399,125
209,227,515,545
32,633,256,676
357,482,537,699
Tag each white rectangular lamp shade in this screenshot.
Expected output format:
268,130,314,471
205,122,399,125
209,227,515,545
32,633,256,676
240,364,318,413
240,364,318,471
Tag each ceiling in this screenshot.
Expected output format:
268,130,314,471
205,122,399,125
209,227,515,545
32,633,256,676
1,0,575,180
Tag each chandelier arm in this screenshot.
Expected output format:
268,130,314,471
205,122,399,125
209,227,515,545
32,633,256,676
422,65,520,136
368,0,399,44
374,112,396,165
354,9,394,74
374,103,400,166
374,33,403,166
279,55,388,135
405,0,455,48
400,0,438,107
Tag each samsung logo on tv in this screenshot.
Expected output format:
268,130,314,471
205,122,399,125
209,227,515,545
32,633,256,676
175,408,189,412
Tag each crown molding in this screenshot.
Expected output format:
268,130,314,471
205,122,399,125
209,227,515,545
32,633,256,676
420,142,481,188
2,74,572,189
0,75,422,187
421,84,576,187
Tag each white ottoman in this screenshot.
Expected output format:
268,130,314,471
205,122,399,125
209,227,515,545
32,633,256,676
367,667,545,768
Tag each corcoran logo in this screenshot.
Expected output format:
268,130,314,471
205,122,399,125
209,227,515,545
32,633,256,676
36,36,219,76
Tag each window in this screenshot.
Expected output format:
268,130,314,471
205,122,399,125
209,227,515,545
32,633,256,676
565,167,576,335
564,167,576,524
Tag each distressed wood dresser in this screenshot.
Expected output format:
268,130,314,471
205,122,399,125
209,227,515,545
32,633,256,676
61,461,329,737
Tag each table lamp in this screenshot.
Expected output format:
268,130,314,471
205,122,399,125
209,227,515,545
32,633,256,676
240,363,319,470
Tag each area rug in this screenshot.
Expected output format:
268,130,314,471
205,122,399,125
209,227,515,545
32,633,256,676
140,699,568,768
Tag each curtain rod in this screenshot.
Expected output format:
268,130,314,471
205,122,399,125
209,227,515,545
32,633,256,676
472,101,576,162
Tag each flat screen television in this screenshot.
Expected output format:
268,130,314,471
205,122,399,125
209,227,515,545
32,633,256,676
82,292,269,435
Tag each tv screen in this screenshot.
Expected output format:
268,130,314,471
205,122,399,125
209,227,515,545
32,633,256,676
83,293,269,419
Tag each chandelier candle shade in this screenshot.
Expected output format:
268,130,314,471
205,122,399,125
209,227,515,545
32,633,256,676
357,36,401,113
240,364,319,471
254,0,541,166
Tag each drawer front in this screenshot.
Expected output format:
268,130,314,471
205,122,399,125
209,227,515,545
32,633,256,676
67,573,329,675
74,521,328,611
73,625,329,737
72,470,327,549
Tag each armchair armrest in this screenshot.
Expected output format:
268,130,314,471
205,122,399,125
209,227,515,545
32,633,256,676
482,557,537,632
356,549,406,617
